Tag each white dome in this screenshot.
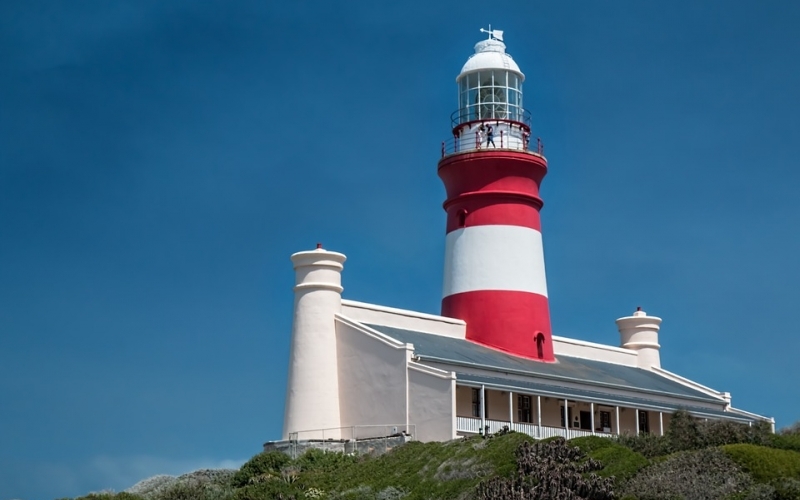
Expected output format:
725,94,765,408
458,39,524,81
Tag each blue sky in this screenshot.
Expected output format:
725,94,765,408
2,1,799,498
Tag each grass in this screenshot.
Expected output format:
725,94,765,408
294,433,533,500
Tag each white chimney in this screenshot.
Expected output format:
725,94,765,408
616,307,662,370
282,245,346,440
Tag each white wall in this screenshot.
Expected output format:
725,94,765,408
341,300,466,339
552,336,639,367
335,315,411,432
408,364,456,442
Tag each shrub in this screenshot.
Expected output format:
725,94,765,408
570,436,615,454
698,419,771,448
590,445,649,484
770,477,800,500
74,495,148,500
779,421,800,436
570,436,649,484
722,444,800,484
159,480,235,500
667,409,702,451
611,409,772,458
476,438,614,499
295,448,357,472
233,480,302,500
231,451,292,487
615,432,672,458
769,433,800,454
621,448,752,500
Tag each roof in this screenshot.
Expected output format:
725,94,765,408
459,39,523,79
365,324,725,406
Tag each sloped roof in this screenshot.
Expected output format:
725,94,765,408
365,324,724,405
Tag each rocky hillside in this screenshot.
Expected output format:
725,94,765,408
67,412,800,500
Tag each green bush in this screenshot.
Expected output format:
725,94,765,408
476,438,615,500
779,421,800,436
73,495,148,500
615,432,672,458
233,479,302,500
621,448,752,500
769,433,800,454
295,448,358,472
591,445,649,484
699,419,771,448
570,436,649,484
770,477,800,500
667,409,702,451
231,451,292,487
159,481,235,500
570,436,616,454
723,444,800,484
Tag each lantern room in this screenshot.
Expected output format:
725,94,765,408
445,29,537,155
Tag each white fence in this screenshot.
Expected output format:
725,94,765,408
456,417,613,440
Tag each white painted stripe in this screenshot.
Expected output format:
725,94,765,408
443,225,548,297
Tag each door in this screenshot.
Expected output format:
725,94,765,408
517,395,532,423
580,411,592,430
638,410,650,433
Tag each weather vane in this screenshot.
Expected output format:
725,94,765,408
479,25,504,42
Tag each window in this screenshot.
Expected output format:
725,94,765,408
471,388,480,417
560,405,573,428
517,395,532,423
535,333,545,359
456,70,523,124
457,209,468,228
600,411,612,432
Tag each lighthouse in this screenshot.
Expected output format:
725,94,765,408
438,29,554,362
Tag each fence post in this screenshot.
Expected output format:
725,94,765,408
441,141,445,158
500,130,504,148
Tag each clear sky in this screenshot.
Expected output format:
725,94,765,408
2,1,799,499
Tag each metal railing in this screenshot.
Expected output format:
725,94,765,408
456,417,613,440
288,423,415,442
441,128,544,158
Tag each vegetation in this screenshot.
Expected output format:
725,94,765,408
65,414,800,500
722,444,800,484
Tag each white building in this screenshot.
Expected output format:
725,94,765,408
274,30,772,447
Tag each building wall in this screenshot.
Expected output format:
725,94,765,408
341,300,466,339
552,336,639,367
455,385,475,417
485,389,511,421
335,316,410,431
408,364,456,442
541,397,564,428
619,407,638,435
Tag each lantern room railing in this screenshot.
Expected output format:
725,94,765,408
441,120,544,158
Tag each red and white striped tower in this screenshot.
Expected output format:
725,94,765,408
439,29,554,361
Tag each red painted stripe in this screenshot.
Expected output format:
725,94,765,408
439,149,548,232
438,151,548,201
442,290,554,362
445,193,542,232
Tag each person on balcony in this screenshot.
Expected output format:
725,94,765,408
486,123,495,148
